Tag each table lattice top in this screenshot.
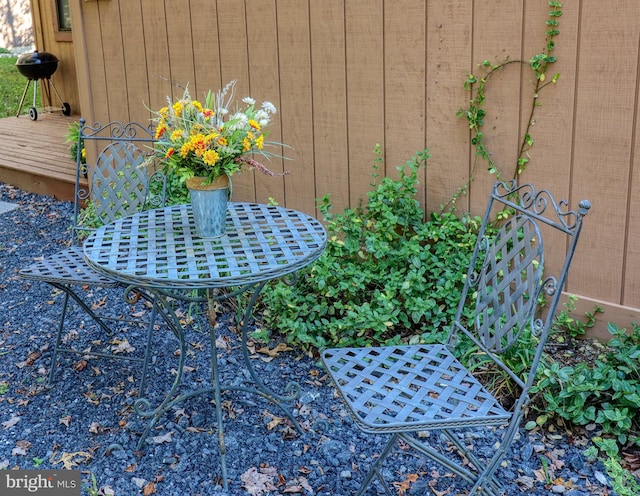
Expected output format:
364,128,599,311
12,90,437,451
83,203,327,289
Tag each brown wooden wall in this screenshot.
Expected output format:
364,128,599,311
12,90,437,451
68,0,640,329
30,0,79,114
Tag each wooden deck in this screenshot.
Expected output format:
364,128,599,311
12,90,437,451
0,113,78,201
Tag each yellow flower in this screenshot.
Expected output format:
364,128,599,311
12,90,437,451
249,119,260,131
192,100,204,112
243,136,251,152
203,149,219,166
170,129,184,141
180,142,193,158
217,136,228,146
172,101,183,117
255,134,264,150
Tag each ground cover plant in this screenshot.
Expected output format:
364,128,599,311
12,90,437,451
261,146,489,350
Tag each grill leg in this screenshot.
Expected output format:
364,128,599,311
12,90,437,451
47,78,66,107
15,79,32,117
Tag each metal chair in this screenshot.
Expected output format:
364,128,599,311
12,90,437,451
20,119,166,396
322,181,591,496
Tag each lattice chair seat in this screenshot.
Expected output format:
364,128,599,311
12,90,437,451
20,247,117,286
322,344,510,433
322,181,591,496
19,119,166,397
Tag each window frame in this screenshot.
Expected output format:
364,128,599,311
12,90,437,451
52,0,73,42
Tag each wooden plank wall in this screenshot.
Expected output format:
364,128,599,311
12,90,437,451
69,0,640,325
29,0,79,114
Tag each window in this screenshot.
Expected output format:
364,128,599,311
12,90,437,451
56,0,72,31
52,0,72,41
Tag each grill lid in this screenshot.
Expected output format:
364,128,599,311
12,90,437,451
16,51,59,80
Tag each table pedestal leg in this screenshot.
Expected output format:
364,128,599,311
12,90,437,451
134,283,304,491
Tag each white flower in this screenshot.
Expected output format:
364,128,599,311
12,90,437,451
262,101,277,114
228,112,249,130
242,97,256,105
255,109,271,127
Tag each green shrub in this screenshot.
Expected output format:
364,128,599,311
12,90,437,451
534,322,640,447
261,146,486,349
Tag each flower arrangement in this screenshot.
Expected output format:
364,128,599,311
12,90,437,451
152,80,286,185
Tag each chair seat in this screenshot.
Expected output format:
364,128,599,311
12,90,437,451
322,344,511,433
19,246,118,286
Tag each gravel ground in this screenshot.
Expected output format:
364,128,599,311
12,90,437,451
0,182,614,495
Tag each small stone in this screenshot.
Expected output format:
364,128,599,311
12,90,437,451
551,485,566,494
191,413,206,427
340,470,352,479
132,478,146,488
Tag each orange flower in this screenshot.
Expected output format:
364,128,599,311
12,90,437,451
155,123,167,139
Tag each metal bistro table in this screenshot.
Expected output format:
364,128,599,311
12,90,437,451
83,202,326,488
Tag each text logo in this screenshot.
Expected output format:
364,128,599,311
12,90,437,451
1,471,80,495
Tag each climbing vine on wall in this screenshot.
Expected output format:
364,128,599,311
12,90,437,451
458,1,563,182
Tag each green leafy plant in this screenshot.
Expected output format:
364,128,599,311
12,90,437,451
534,322,640,447
66,121,85,164
261,146,491,349
552,295,603,339
604,455,640,496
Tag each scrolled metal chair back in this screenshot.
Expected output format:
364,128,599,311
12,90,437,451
71,119,165,242
450,180,590,391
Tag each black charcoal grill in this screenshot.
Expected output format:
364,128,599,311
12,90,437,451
15,51,71,121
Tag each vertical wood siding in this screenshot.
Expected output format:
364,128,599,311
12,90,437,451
69,0,640,318
29,0,79,114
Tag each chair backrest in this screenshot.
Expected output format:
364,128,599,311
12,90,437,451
450,181,590,408
71,119,166,243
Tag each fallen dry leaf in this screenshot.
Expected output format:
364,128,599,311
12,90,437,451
150,432,174,445
143,482,156,495
240,466,277,496
2,415,20,429
282,476,314,494
215,336,229,349
392,473,419,496
263,411,286,431
111,338,135,354
59,415,72,427
257,343,293,358
91,295,107,310
51,450,92,469
23,350,42,367
11,446,27,456
73,360,88,372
